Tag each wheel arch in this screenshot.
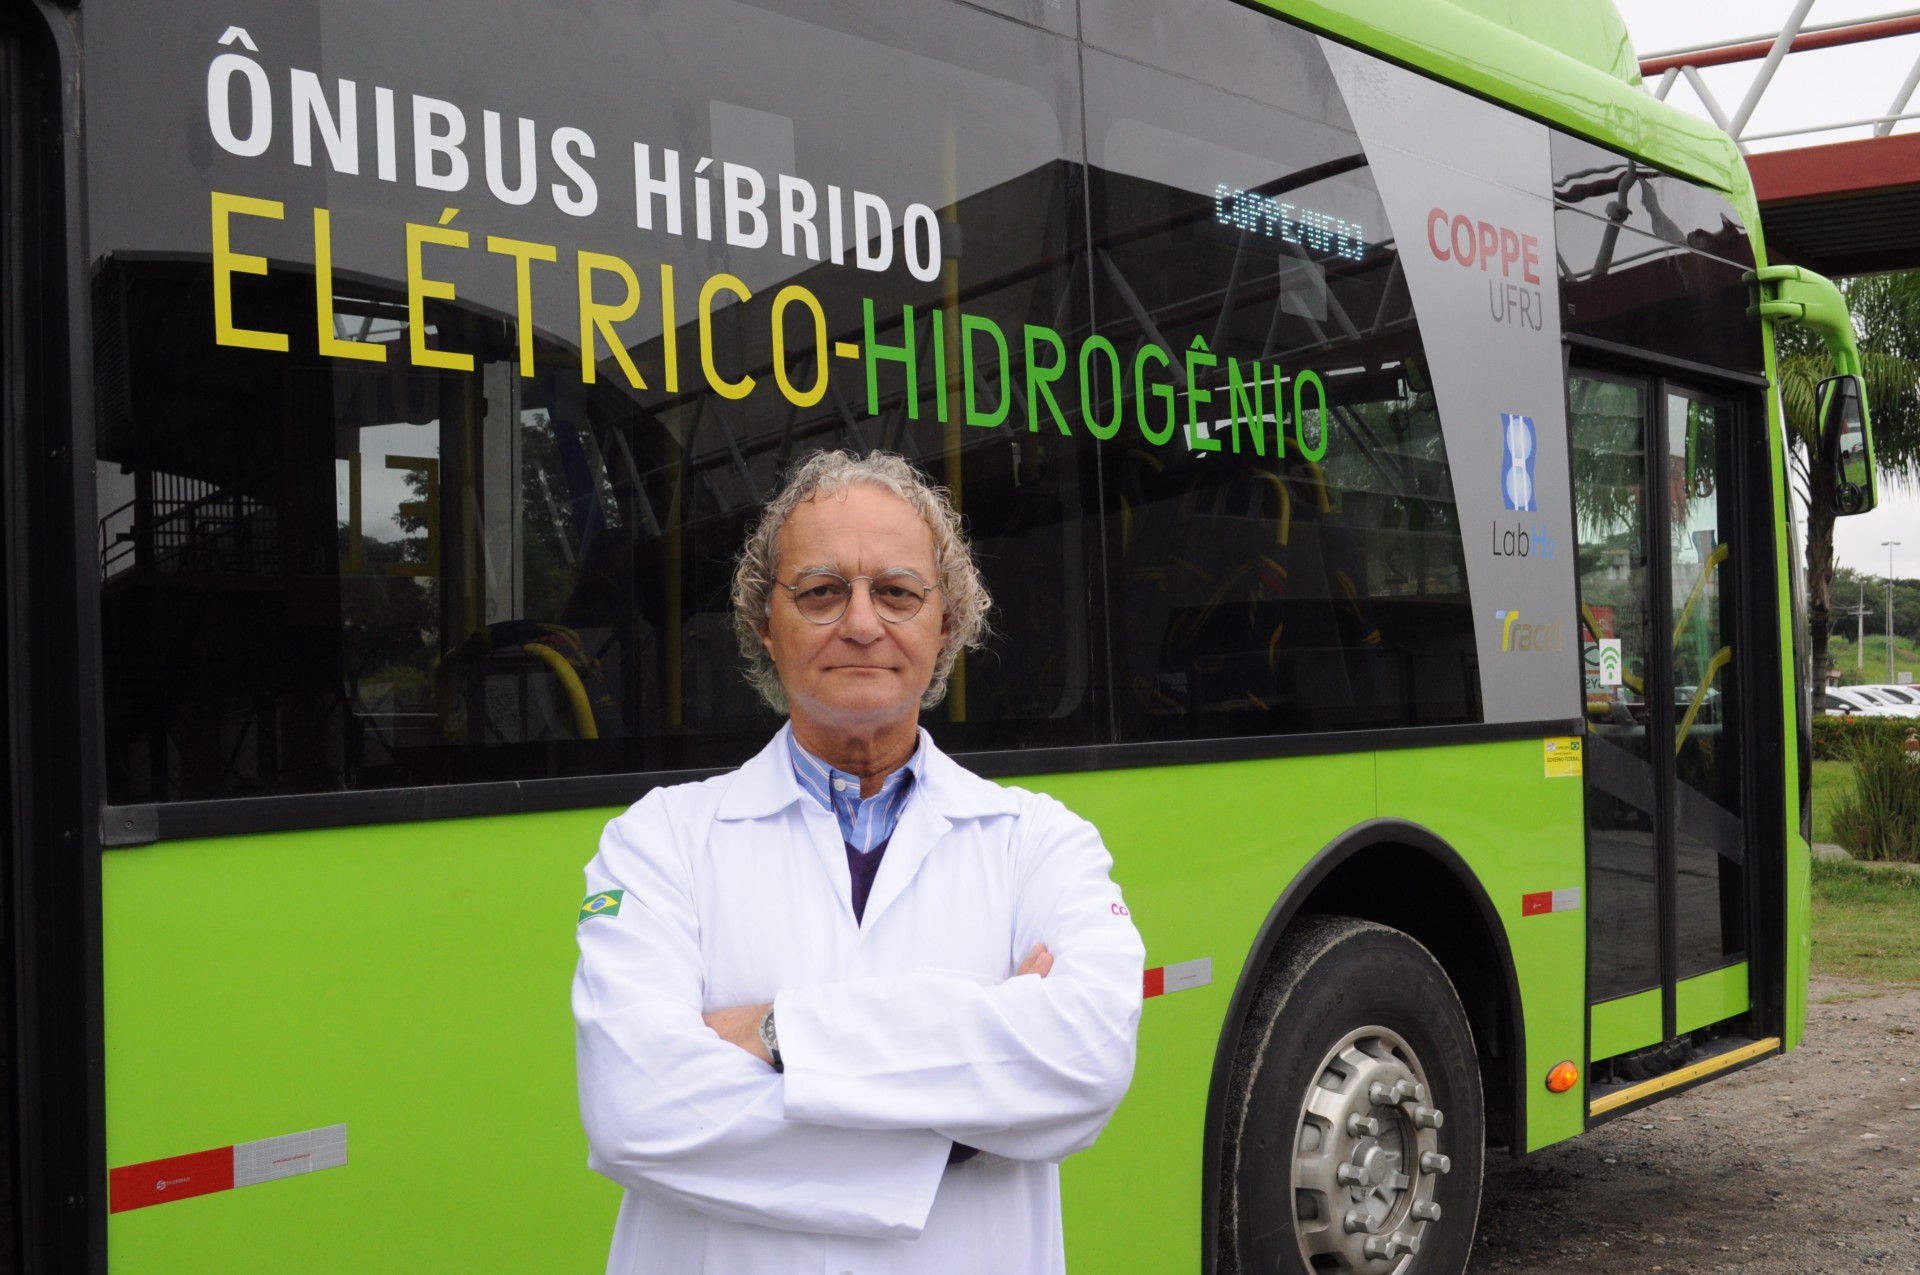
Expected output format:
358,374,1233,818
1199,818,1527,1273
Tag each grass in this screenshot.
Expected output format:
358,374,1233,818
1825,735,1920,862
1826,633,1920,686
1811,758,1850,846
1809,855,1920,987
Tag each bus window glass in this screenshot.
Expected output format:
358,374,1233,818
1550,132,1753,269
1571,374,1659,1001
1083,19,1477,739
1556,216,1763,375
86,0,1097,802
1667,388,1746,976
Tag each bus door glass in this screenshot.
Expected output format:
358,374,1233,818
1666,387,1746,979
1573,371,1748,1052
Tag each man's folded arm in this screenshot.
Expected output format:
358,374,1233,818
776,802,1146,1162
573,804,950,1237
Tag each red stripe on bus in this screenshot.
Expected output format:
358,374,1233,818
1143,966,1166,998
109,1146,235,1213
1520,891,1554,917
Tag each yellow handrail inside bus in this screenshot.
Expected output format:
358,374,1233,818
1672,542,1730,647
1674,645,1732,756
521,642,601,740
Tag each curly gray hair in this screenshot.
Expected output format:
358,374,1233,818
731,450,992,713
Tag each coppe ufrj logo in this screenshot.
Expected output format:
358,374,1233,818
1501,412,1537,511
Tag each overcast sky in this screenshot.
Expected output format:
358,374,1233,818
1609,0,1920,579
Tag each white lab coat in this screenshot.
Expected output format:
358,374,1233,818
574,725,1144,1275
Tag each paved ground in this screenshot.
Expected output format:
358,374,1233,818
1470,978,1920,1274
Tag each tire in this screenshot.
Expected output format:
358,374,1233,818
1220,915,1485,1275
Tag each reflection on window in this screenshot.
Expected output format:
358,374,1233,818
1086,30,1478,740
90,0,1099,803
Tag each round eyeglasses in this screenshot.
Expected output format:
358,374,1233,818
775,569,938,625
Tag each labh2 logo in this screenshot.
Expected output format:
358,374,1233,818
1500,412,1537,511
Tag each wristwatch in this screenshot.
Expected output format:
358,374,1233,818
758,1006,784,1073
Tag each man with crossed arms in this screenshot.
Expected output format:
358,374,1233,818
574,450,1144,1274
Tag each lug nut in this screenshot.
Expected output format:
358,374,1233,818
1363,1231,1420,1259
1337,1163,1367,1186
1342,1209,1372,1234
1347,1112,1383,1138
1411,1201,1442,1222
1368,1081,1393,1105
1419,1151,1452,1176
1410,1104,1445,1130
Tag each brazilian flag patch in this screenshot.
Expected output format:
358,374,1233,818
578,889,624,923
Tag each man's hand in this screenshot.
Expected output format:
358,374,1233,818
704,1001,775,1065
704,950,1051,1066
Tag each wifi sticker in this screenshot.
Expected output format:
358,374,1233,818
1597,639,1623,687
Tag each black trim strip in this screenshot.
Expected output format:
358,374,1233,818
1563,333,1771,388
1198,818,1528,1274
7,4,106,1270
103,717,1583,847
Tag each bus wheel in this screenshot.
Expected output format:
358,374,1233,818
1223,915,1484,1274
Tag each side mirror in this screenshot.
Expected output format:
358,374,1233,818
1819,373,1878,516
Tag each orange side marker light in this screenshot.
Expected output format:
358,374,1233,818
1545,1060,1580,1093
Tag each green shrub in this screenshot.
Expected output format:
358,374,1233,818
1828,730,1920,863
1810,713,1914,761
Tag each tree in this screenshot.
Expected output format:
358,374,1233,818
1777,272,1920,706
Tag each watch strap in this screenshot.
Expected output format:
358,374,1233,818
759,1005,784,1073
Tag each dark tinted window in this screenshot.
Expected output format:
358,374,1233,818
1551,132,1752,268
88,0,1647,807
86,0,1097,801
1551,134,1762,375
1557,216,1764,375
1083,21,1478,740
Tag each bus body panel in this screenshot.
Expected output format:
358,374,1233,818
103,812,621,1271
107,740,1580,1271
1372,741,1586,1152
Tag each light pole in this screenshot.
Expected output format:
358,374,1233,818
1859,581,1868,669
1885,541,1902,684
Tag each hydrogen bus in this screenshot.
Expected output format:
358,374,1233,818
1,0,1880,1270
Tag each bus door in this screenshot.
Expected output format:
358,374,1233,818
1570,369,1756,1095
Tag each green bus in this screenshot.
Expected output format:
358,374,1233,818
1,0,1879,1270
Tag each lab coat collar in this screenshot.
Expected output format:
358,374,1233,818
715,723,1021,824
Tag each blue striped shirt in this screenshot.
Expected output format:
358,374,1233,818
787,730,923,854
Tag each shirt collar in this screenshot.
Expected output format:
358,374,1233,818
716,723,1020,822
786,729,924,809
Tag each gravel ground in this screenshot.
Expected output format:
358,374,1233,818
1471,978,1920,1274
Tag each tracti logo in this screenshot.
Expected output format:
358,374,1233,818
1495,609,1564,653
1500,413,1537,511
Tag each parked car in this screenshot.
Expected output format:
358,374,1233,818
1824,686,1911,717
1858,683,1920,713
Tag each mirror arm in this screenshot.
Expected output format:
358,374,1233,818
1747,264,1863,377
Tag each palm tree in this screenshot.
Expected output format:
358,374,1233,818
1778,272,1920,707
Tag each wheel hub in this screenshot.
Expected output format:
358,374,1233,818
1291,1026,1452,1273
